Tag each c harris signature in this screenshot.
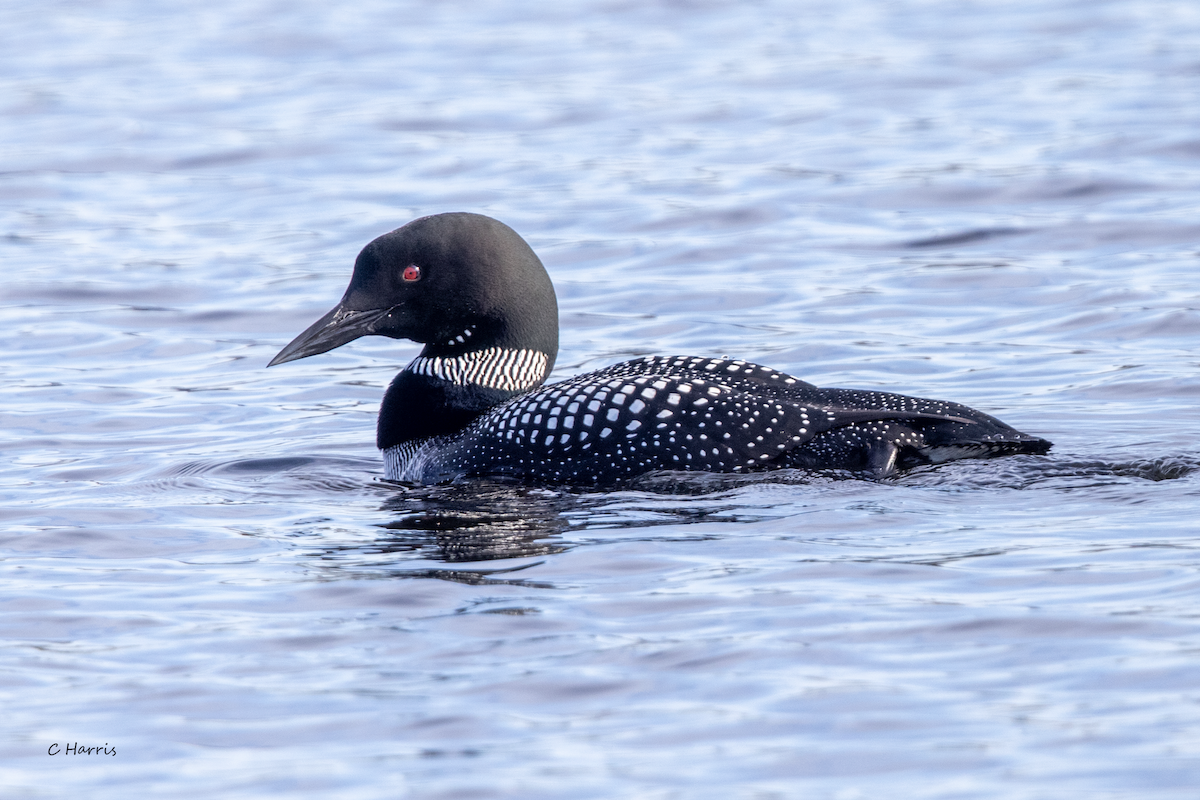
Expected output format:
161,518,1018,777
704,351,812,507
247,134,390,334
48,742,116,756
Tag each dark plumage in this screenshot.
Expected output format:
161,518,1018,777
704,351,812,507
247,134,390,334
271,212,1051,486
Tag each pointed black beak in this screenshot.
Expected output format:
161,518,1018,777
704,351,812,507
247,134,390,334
268,303,395,366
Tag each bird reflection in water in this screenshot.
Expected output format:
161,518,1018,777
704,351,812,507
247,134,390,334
373,480,573,566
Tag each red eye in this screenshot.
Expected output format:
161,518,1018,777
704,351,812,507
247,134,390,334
402,265,421,282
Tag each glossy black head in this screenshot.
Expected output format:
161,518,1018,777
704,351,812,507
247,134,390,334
269,212,559,367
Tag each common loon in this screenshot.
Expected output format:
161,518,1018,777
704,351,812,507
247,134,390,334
270,212,1051,486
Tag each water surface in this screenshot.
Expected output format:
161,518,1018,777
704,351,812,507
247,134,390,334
3,0,1200,797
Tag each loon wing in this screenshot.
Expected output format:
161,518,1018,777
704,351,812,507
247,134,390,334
418,357,977,483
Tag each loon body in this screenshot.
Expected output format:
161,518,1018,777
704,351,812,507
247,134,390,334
270,213,1050,486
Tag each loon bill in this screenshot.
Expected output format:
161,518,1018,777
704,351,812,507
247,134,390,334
270,212,1051,486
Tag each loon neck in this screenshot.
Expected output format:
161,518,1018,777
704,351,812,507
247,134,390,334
409,345,552,393
376,345,554,450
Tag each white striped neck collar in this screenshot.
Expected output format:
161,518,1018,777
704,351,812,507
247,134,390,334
407,347,550,393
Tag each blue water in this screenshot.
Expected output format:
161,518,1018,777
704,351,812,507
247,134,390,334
4,0,1200,796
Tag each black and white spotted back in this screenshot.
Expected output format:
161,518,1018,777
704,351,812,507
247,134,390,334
382,355,1046,485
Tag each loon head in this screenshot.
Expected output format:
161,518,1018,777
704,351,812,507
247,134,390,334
269,212,559,371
